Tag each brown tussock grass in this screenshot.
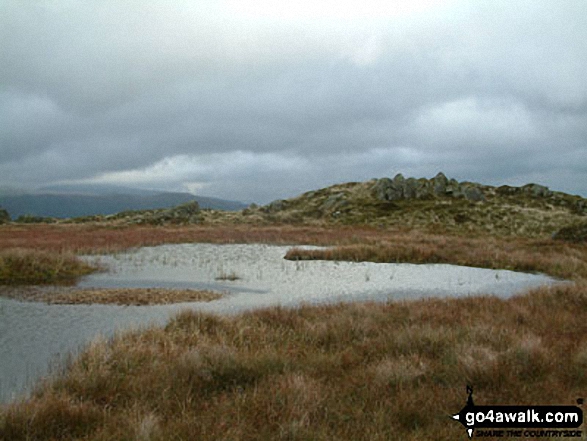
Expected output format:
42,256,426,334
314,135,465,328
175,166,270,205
0,287,223,305
2,281,586,440
0,249,98,285
0,224,385,254
2,223,586,282
285,235,587,281
1,223,587,439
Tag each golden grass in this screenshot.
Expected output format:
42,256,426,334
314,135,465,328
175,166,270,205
1,283,585,440
1,223,587,439
285,237,587,281
1,223,585,280
0,287,223,305
0,224,379,254
0,249,98,285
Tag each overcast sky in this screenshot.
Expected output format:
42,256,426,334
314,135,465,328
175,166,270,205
1,0,586,203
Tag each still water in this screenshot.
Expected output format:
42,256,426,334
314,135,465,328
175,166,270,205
0,243,558,403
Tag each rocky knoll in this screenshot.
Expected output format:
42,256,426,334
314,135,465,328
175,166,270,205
255,173,586,238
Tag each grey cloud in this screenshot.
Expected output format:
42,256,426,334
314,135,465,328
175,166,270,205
1,0,586,201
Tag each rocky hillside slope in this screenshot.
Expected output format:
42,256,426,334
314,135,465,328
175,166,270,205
246,173,587,238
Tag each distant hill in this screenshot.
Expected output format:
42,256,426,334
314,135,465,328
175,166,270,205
38,183,167,196
4,175,586,239
0,187,247,219
242,172,587,238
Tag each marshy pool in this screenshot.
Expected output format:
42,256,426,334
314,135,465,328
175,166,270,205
0,243,558,403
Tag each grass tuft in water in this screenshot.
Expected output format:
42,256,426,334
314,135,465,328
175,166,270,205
0,249,98,285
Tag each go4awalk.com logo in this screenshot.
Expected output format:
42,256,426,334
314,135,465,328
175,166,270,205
451,386,584,439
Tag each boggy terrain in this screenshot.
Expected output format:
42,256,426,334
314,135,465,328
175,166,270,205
0,174,586,440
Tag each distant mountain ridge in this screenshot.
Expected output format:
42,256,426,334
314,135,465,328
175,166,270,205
0,188,247,219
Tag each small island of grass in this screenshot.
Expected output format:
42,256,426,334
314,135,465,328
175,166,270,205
0,286,223,306
0,249,98,285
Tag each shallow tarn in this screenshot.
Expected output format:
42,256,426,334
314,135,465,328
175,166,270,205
0,243,560,403
78,243,557,308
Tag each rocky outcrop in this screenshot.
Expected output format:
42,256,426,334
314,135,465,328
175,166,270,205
322,193,350,211
496,183,552,198
497,184,586,215
256,173,586,232
373,173,587,215
373,172,486,202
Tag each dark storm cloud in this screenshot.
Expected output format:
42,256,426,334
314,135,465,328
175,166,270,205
1,0,586,202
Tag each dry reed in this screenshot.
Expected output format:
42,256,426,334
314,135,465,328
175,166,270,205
1,283,585,440
0,287,223,305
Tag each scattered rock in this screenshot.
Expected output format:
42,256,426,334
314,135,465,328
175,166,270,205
522,183,552,198
463,186,485,202
322,193,347,211
432,172,448,196
374,178,399,201
445,178,462,197
403,178,419,199
496,185,521,196
496,183,586,214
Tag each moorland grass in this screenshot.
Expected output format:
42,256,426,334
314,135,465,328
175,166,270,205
0,287,223,305
0,224,385,254
285,237,587,280
1,223,586,439
1,224,585,281
1,283,586,440
0,249,98,285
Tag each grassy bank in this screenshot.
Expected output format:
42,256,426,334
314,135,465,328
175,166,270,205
1,283,586,440
0,287,223,305
285,238,587,280
0,249,98,285
3,225,584,287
